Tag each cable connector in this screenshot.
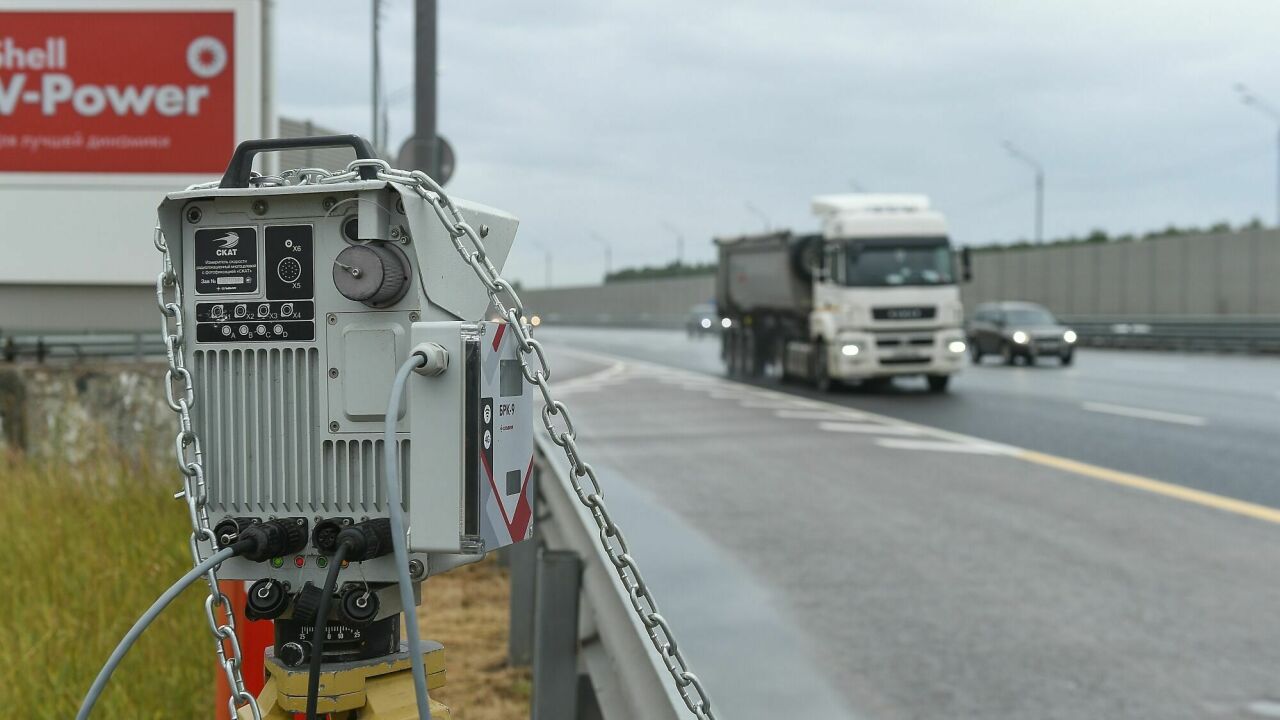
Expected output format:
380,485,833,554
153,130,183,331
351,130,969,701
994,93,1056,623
236,517,309,562
335,518,395,562
411,343,448,376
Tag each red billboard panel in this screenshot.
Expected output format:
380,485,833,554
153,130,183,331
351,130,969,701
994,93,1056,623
0,11,235,173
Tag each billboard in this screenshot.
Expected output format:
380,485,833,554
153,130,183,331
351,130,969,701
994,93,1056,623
0,11,236,174
0,1,266,289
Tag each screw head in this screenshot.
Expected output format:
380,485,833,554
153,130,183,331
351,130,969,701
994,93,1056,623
327,314,337,325
328,368,339,379
479,224,490,238
186,206,202,224
251,199,268,216
408,311,419,322
390,226,402,240
408,559,426,580
322,197,337,211
329,421,340,432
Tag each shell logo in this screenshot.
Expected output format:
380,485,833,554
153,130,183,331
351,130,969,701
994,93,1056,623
186,36,227,79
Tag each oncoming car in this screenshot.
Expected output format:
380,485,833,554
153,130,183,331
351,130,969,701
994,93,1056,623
967,301,1078,366
686,302,722,337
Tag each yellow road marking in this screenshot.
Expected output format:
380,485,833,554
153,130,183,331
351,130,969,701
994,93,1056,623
1018,450,1280,525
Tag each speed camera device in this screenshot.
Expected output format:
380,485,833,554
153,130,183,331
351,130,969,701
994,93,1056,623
156,136,535,602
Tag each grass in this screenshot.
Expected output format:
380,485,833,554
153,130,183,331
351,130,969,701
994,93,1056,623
1,443,529,719
0,444,212,719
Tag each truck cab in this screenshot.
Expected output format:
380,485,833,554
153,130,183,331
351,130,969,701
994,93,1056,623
806,194,968,391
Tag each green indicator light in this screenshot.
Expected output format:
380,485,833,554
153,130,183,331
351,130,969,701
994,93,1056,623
316,556,328,569
270,557,284,569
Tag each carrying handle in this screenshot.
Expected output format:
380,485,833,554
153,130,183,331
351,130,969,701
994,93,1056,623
219,134,379,188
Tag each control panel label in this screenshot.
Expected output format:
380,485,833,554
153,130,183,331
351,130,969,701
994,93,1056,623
265,225,314,300
193,227,257,295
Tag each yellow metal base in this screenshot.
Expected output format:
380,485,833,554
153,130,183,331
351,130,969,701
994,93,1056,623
238,640,451,719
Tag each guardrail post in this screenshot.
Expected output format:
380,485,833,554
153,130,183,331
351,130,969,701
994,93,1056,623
507,532,538,666
531,548,583,720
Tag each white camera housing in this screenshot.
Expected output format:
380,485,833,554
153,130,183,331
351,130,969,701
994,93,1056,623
157,175,532,586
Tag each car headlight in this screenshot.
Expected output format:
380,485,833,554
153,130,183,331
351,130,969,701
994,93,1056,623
948,340,966,353
1063,329,1077,343
529,314,542,327
1012,330,1028,344
841,344,860,357
700,318,712,329
720,317,732,329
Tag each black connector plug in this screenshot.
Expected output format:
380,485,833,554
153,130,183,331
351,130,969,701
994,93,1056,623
334,518,394,562
236,517,309,562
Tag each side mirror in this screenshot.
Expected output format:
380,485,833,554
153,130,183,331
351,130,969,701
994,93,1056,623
960,247,973,282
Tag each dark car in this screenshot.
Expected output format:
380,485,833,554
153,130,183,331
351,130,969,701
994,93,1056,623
967,301,1077,365
685,302,721,337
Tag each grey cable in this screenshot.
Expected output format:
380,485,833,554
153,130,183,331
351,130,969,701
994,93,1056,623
77,546,238,720
386,352,432,719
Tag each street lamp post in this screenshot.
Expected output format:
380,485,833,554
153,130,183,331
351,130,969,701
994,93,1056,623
528,241,552,288
745,201,771,232
661,221,685,266
1002,140,1044,243
590,232,612,280
1235,82,1280,227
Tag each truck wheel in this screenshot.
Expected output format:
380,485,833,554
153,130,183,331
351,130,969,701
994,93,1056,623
1001,342,1016,366
927,375,950,393
723,331,738,376
1060,351,1074,366
813,341,833,392
970,342,983,364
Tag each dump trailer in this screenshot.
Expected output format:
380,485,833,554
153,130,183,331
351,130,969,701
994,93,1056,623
716,194,970,392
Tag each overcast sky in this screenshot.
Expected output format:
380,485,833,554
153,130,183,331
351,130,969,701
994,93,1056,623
276,0,1280,288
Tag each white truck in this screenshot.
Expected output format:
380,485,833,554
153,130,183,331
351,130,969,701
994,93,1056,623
715,194,970,392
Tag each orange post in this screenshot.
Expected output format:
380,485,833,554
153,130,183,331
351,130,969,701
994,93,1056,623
215,580,275,719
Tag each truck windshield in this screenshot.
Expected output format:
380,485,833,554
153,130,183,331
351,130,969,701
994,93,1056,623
844,242,955,287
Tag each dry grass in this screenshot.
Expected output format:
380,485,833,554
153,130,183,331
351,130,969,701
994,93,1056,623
1,443,529,719
420,558,532,720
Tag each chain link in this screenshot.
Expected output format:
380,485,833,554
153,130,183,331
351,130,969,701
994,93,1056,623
154,227,261,720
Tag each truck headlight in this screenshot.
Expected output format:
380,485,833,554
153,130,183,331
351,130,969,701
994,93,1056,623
700,318,712,329
948,340,967,353
1012,330,1028,344
720,317,732,329
841,344,860,357
1063,330,1077,343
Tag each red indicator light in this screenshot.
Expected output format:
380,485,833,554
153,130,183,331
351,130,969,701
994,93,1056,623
294,555,305,568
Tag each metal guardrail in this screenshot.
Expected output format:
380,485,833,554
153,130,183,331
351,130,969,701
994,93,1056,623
1,332,165,362
505,432,687,720
1062,315,1280,353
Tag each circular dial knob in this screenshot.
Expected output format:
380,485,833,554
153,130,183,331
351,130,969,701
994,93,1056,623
332,243,410,307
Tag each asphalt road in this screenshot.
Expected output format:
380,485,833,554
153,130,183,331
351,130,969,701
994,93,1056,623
539,327,1280,509
536,327,1280,719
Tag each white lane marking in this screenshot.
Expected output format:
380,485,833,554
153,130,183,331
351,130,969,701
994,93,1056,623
548,345,1025,451
819,422,922,436
1081,401,1206,427
739,399,814,409
775,409,869,421
875,438,1010,454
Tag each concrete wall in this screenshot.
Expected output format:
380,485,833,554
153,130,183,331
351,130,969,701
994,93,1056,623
520,275,716,328
961,229,1280,316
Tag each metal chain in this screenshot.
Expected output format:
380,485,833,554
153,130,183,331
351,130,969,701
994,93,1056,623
154,228,262,720
362,160,717,719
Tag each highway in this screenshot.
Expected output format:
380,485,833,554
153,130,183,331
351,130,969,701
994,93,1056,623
537,326,1280,719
